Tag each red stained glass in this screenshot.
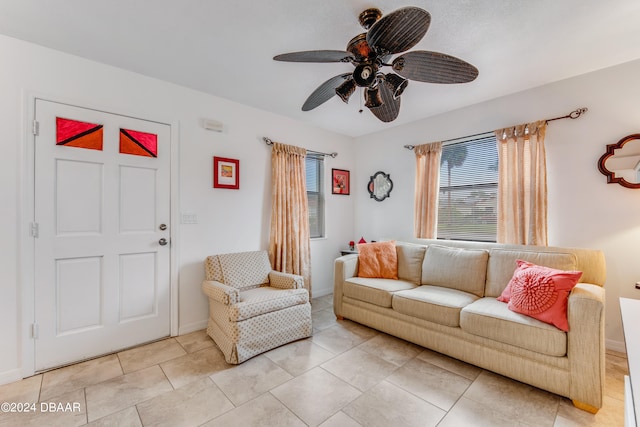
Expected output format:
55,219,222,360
119,129,157,157
56,117,103,150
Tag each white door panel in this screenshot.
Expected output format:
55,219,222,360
34,99,171,371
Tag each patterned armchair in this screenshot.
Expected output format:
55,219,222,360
202,250,312,364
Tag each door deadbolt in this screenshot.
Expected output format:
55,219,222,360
159,224,167,231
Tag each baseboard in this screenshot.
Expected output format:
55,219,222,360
177,319,208,336
606,339,626,354
312,287,333,298
0,368,23,386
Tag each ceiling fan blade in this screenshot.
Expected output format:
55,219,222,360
274,50,354,63
366,7,430,55
392,51,478,84
369,80,401,122
302,73,352,111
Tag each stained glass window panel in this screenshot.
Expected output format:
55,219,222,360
119,128,157,157
56,117,103,151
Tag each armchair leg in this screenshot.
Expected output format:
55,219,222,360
572,400,599,414
336,315,344,320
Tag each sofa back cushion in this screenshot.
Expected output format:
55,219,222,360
207,251,272,290
396,242,427,285
421,245,489,297
485,249,577,297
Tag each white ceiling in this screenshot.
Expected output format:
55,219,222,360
1,1,640,137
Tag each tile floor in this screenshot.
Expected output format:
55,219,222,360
0,294,628,426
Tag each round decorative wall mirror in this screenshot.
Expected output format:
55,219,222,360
368,171,393,201
598,134,640,189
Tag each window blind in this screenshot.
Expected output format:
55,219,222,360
305,155,324,238
437,134,498,242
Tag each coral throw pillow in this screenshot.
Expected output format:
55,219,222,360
498,260,582,331
357,241,398,279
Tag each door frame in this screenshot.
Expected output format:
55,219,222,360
20,93,180,377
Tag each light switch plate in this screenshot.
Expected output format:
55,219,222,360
181,212,198,224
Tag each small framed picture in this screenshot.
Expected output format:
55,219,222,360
332,169,350,195
213,157,240,189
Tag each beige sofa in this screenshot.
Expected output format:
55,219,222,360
333,239,606,413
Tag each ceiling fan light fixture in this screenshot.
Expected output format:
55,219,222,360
353,63,378,87
364,86,384,108
385,73,409,98
335,78,357,103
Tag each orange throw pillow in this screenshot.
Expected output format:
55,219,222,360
357,241,398,279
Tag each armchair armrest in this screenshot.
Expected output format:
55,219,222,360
269,271,304,289
567,283,605,410
202,280,239,305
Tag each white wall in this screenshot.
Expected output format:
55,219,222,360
353,58,640,351
0,35,355,383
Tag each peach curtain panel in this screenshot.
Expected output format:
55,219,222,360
414,141,443,238
268,141,312,297
495,120,548,246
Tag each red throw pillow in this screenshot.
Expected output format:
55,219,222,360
499,260,582,331
357,241,398,279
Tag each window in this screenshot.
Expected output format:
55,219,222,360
306,155,324,238
438,134,498,242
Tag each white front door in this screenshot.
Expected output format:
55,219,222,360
33,99,171,371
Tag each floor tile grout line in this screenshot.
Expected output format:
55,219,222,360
382,353,471,413
82,387,88,425
314,365,366,421
134,405,144,427
265,390,311,427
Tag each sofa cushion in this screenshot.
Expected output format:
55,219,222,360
396,242,427,285
421,245,489,297
357,241,398,279
343,277,417,308
460,297,567,356
393,285,479,327
485,249,577,297
229,286,309,322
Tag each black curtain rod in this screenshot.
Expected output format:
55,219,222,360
263,137,338,158
404,107,588,151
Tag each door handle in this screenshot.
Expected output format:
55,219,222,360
159,238,168,246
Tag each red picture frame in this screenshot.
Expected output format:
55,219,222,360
332,169,350,195
213,157,240,189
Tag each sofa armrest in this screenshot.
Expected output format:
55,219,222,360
567,283,605,410
269,271,304,289
202,280,239,305
333,254,359,317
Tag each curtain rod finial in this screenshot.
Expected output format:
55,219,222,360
404,145,415,150
570,107,588,119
